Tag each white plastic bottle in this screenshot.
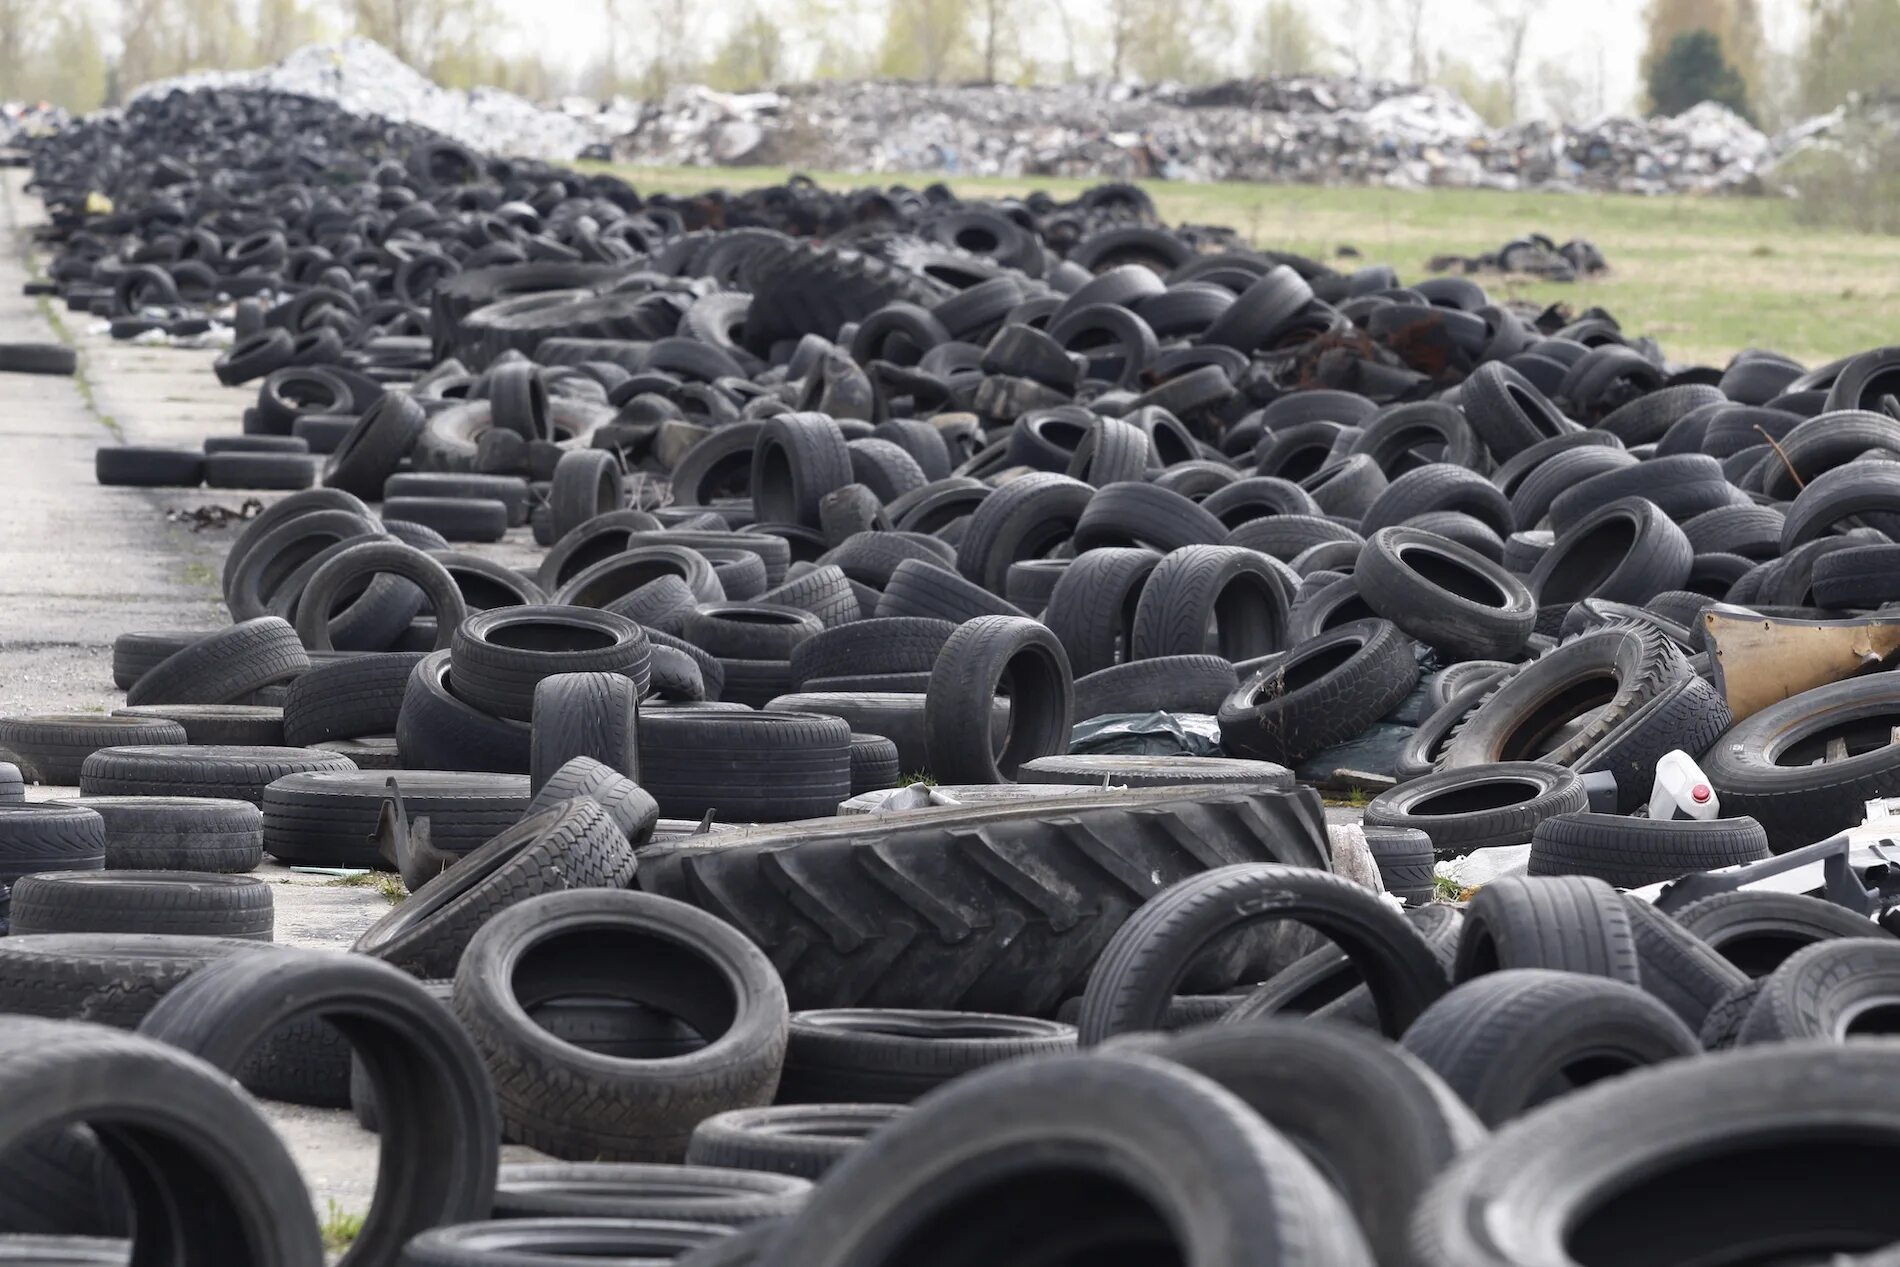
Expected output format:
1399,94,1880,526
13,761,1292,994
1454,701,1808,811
1649,749,1720,821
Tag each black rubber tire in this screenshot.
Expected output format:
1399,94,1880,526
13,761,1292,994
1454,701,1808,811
755,1051,1370,1264
490,1161,809,1224
751,414,851,529
262,769,529,867
378,496,506,543
1400,968,1699,1127
1413,1043,1900,1267
1441,622,1693,770
124,618,310,708
788,618,955,687
1355,527,1534,660
0,803,106,884
0,715,189,785
323,394,428,499
1673,891,1892,978
637,787,1329,1015
452,888,789,1161
1782,460,1900,550
1697,978,1766,1050
777,1009,1074,1103
550,449,626,541
682,603,824,661
637,709,851,822
1529,812,1771,888
1076,863,1448,1043
1461,362,1575,461
0,1018,322,1265
204,452,317,491
1529,496,1693,609
685,1104,904,1181
954,472,1092,595
847,733,901,794
1123,1019,1480,1265
112,630,221,691
1041,547,1162,678
1734,938,1900,1045
923,616,1072,784
395,651,531,774
0,342,76,375
873,558,1028,622
78,745,355,806
353,798,636,977
108,705,283,747
1128,545,1288,662
136,948,497,1267
1451,874,1641,984
1620,894,1750,1031
528,755,660,845
94,446,205,487
529,672,639,794
1217,619,1418,765
282,652,425,745
1701,673,1900,852
9,872,272,939
58,796,262,872
1365,826,1437,903
403,1217,736,1263
755,565,859,629
450,605,649,723
1359,462,1513,537
1079,653,1238,721
293,540,468,653
1546,454,1731,534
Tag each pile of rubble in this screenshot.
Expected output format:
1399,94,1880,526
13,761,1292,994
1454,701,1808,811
617,76,1794,196
130,39,633,161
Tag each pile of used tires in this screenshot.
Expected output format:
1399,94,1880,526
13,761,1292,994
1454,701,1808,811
6,87,1900,1267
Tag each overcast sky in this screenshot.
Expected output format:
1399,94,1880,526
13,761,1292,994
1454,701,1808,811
493,0,1807,117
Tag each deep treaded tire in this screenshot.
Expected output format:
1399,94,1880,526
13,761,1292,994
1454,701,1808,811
1218,619,1418,764
636,787,1331,1015
124,618,309,708
353,798,636,978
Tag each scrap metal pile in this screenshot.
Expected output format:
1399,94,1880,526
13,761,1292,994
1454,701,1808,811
5,75,1900,1267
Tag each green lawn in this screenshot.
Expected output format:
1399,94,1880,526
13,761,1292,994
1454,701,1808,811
600,163,1900,369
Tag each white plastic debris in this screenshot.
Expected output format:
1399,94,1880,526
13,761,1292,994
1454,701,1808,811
1649,750,1721,822
1435,845,1532,891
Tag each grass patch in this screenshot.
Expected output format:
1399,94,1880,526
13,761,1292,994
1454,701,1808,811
1433,873,1467,902
320,1201,365,1252
179,561,216,590
902,772,937,787
327,872,407,904
601,161,1900,367
1324,785,1374,809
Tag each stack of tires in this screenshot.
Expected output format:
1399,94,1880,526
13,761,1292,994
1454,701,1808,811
9,89,1900,1267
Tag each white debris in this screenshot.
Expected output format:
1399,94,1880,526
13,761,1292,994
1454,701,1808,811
128,39,631,161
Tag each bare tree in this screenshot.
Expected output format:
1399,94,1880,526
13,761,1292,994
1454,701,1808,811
1486,0,1545,120
1402,0,1430,81
0,0,44,99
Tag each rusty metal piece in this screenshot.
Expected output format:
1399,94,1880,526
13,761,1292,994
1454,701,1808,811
1703,604,1900,723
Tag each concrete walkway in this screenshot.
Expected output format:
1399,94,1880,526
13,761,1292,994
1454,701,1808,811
0,170,409,1224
